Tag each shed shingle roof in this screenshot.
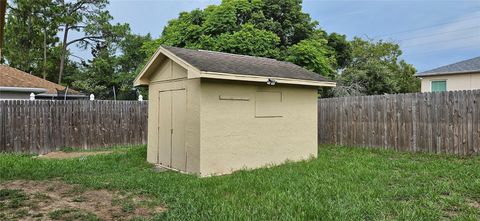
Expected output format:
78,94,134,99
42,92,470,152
0,65,81,94
162,46,331,82
416,56,480,76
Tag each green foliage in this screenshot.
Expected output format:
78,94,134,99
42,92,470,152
326,32,352,69
259,0,318,46
71,45,116,99
209,24,281,58
115,33,152,99
334,37,420,96
155,9,206,49
71,32,151,100
0,146,479,220
56,0,128,84
395,60,421,93
145,0,322,59
4,0,421,99
146,0,420,97
3,0,62,80
4,0,148,99
202,3,238,35
286,38,335,78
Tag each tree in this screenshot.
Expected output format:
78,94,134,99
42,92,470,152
326,32,352,70
143,0,343,84
394,60,420,93
146,8,207,51
0,0,7,61
147,0,421,98
335,37,420,96
3,0,61,79
115,33,152,99
72,32,151,100
285,38,335,78
205,23,281,58
71,43,116,99
258,0,317,46
57,0,128,84
145,0,323,57
4,0,151,99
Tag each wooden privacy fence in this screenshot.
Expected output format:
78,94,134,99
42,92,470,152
318,90,480,155
0,100,148,154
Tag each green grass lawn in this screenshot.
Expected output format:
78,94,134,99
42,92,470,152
1,145,479,220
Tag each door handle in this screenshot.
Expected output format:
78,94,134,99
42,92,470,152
171,128,174,134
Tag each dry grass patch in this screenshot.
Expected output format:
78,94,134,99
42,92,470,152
0,180,165,221
468,199,480,210
37,151,115,159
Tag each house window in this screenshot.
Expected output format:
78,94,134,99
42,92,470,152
255,91,282,118
431,80,447,92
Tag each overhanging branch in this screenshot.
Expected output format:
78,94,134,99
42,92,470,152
66,35,104,46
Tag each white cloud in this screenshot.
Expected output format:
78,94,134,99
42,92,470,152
395,11,480,51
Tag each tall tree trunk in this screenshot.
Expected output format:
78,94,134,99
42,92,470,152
58,24,69,84
0,0,7,63
43,28,47,79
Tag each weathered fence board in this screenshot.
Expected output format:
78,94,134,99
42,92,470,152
0,100,148,154
318,90,480,156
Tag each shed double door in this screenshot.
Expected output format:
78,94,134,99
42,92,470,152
158,89,186,171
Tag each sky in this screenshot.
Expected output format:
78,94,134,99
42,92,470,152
100,0,480,72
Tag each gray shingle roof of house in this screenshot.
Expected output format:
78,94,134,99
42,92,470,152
416,56,480,76
163,46,331,82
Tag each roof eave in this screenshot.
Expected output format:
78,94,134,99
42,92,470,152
133,46,201,86
415,69,480,77
200,71,336,87
36,93,87,98
0,86,48,93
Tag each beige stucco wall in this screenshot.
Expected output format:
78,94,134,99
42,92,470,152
420,72,480,92
199,79,318,176
146,58,201,174
146,58,320,176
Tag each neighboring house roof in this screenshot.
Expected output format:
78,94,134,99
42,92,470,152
416,56,480,77
134,46,336,87
0,65,82,95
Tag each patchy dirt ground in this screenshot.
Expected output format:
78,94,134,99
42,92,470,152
37,151,115,159
0,180,165,221
468,200,480,210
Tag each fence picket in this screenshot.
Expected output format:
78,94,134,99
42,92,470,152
0,100,148,154
318,90,480,156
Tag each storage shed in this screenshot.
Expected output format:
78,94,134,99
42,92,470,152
134,46,335,176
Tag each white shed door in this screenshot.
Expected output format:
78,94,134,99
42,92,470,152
157,89,186,171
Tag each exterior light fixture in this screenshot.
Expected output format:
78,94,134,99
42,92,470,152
267,78,277,86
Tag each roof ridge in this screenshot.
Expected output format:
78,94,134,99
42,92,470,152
163,45,281,62
197,49,277,61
